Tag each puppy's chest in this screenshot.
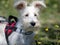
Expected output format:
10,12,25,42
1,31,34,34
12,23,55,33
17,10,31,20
16,33,34,45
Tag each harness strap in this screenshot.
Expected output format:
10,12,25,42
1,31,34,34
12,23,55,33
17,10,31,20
5,26,17,36
5,27,17,45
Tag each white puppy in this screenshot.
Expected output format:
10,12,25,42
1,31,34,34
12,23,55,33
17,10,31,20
9,0,46,45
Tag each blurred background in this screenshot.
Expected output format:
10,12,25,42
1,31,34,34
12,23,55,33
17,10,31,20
0,0,60,45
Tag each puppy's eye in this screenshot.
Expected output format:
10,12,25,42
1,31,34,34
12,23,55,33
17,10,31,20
25,14,28,17
34,14,37,16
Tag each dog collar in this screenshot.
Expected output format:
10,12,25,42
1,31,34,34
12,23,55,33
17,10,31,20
24,31,33,35
20,29,33,35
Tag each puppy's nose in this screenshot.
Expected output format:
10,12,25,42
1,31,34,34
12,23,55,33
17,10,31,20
30,22,36,26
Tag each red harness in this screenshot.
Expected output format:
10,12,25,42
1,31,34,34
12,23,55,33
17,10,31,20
5,22,17,36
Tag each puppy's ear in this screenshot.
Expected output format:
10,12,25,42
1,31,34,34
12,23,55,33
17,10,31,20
31,1,46,9
14,1,27,10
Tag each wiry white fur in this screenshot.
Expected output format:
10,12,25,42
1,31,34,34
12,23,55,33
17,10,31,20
9,0,46,45
17,6,40,31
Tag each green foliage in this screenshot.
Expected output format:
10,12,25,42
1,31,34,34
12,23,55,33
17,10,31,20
35,23,60,45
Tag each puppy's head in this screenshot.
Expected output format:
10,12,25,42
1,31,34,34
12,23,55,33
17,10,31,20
14,0,46,31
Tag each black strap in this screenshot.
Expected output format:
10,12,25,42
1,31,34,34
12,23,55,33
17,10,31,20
19,29,33,35
5,27,17,45
5,31,9,45
24,31,33,35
